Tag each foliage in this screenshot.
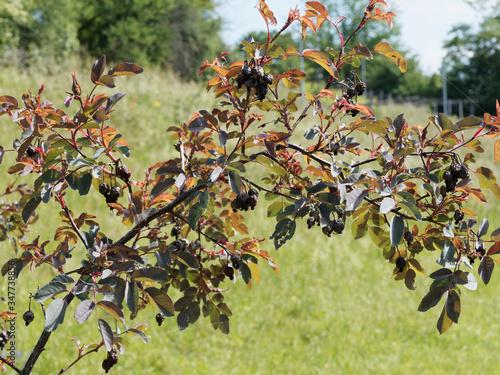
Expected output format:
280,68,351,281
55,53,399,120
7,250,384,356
444,9,500,115
0,0,222,79
1,1,500,373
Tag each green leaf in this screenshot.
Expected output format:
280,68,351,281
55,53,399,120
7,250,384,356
219,314,230,334
97,301,125,323
65,174,79,190
45,298,68,332
145,287,174,316
22,195,42,224
228,171,242,195
107,133,123,149
150,178,175,200
132,267,167,282
177,251,200,269
446,290,461,324
106,92,126,113
188,202,203,230
418,286,447,312
34,281,67,302
379,197,396,214
125,281,139,314
74,299,96,324
78,173,93,196
450,116,483,132
478,256,494,285
270,218,296,250
429,268,452,280
125,328,148,344
478,218,489,238
304,128,319,140
390,215,404,247
398,201,422,222
437,303,453,335
52,274,74,284
98,318,114,352
177,308,190,331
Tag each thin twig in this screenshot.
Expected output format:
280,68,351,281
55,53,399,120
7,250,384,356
0,356,21,374
57,343,103,374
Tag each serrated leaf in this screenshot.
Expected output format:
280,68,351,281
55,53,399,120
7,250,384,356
74,299,95,324
98,318,114,352
145,287,174,316
45,298,68,332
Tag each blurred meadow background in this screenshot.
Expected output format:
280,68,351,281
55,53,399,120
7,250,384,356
2,1,500,374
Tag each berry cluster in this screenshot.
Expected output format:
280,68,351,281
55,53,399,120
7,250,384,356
443,161,469,192
116,165,131,182
171,238,189,252
453,210,464,225
330,141,341,156
231,189,258,212
308,205,344,236
469,240,487,265
404,230,414,246
339,81,366,117
23,309,35,326
0,330,12,350
235,61,273,101
102,348,119,373
156,312,165,326
99,183,121,205
395,256,406,273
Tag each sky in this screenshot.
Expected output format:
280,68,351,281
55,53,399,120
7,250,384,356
217,0,486,74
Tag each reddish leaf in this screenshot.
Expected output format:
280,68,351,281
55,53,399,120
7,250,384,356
418,286,447,312
91,55,106,84
404,269,416,290
97,301,125,323
494,140,500,164
487,241,500,256
303,50,339,80
108,62,144,76
0,95,18,114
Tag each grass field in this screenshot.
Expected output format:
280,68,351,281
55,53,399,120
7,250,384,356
1,63,500,374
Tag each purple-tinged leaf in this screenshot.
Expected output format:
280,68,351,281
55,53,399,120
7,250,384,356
45,298,68,332
478,256,494,285
91,55,106,84
98,318,114,352
74,299,96,324
418,286,447,312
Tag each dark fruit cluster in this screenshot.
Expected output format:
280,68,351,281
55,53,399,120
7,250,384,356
171,225,181,238
404,230,414,246
330,141,341,156
223,264,235,280
102,348,119,373
395,256,406,273
116,165,131,182
476,240,487,256
454,210,464,225
156,312,165,326
171,238,189,252
235,61,273,101
0,331,12,350
443,162,469,192
26,145,37,158
230,255,241,270
23,309,35,326
231,189,258,212
339,81,366,117
99,183,121,205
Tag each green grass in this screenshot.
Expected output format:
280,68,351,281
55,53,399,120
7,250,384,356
1,65,500,374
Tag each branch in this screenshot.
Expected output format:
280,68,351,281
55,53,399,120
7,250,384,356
0,356,21,374
115,183,207,245
57,343,103,374
21,292,75,375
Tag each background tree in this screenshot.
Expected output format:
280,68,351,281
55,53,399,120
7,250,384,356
443,9,500,115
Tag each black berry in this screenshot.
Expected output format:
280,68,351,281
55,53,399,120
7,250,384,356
109,186,121,200
171,225,181,238
117,165,131,181
307,217,316,229
156,312,165,326
330,141,341,155
454,210,464,223
332,219,344,234
99,182,110,196
395,256,406,272
23,310,35,326
404,230,414,245
443,170,454,182
231,255,241,270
